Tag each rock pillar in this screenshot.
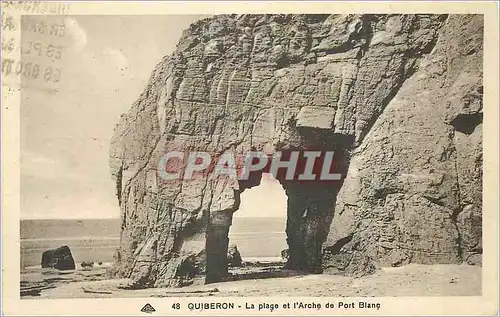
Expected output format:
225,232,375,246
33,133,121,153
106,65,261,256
284,183,338,273
205,211,233,283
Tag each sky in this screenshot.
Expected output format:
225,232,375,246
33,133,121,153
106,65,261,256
20,15,287,220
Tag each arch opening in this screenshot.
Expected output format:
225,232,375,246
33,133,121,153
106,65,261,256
204,132,351,284
204,157,345,284
229,173,288,263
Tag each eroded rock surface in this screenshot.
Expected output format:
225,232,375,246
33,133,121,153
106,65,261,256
109,14,482,287
323,14,483,274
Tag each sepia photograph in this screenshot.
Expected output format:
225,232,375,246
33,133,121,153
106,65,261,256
1,1,499,316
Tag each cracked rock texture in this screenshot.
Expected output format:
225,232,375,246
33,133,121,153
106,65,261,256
109,14,482,287
323,14,483,275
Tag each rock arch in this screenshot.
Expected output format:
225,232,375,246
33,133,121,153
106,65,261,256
205,145,348,283
109,14,483,287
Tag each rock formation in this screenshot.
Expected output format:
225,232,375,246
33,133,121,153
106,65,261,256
81,261,95,269
41,245,76,270
109,14,483,287
281,249,290,262
227,244,243,267
323,14,483,275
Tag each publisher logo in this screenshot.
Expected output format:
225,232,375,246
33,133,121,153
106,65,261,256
141,303,156,314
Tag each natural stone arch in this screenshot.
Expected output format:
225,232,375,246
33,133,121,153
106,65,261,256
108,14,483,288
203,140,349,283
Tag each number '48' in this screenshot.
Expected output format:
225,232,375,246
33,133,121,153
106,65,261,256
172,303,180,310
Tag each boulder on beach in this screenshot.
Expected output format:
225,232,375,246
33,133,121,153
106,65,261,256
41,245,75,270
227,244,242,267
281,249,290,262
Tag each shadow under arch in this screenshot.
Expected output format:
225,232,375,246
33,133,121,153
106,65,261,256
204,136,351,284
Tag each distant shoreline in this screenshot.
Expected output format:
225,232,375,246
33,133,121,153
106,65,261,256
20,218,288,268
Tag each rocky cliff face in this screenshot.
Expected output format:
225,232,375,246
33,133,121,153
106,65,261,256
323,14,483,276
109,14,483,287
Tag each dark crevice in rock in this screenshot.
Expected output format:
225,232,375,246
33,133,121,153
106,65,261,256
115,165,123,206
470,243,482,254
450,113,483,135
304,14,331,24
358,14,375,53
275,55,290,69
325,233,354,255
450,207,464,262
450,131,464,262
422,195,446,207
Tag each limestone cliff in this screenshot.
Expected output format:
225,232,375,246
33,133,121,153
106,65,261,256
109,14,482,287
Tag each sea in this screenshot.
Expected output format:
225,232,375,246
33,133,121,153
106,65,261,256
20,217,287,268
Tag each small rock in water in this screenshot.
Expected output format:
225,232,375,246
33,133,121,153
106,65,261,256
41,245,75,270
81,261,95,269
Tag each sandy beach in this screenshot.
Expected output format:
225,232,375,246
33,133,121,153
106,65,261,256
21,262,481,299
